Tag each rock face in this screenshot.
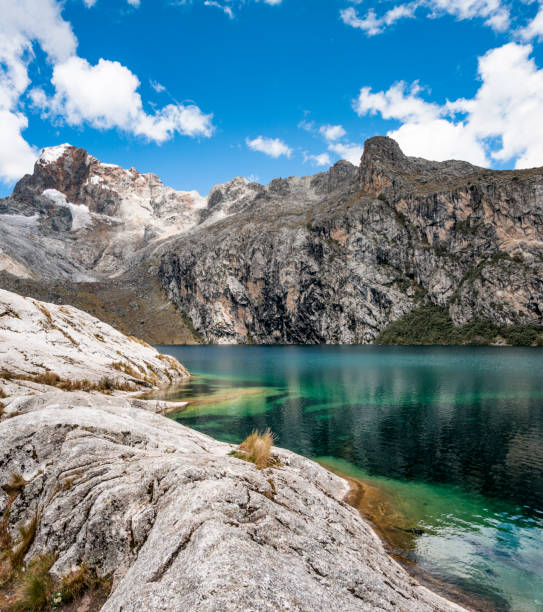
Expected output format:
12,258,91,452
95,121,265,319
2,137,543,344
159,137,543,343
0,288,188,395
0,144,206,281
0,390,464,611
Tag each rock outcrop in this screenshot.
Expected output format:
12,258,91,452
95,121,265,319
2,137,543,344
0,144,206,281
158,137,543,343
0,288,188,397
0,390,464,611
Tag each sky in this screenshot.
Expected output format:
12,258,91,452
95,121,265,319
1,0,543,197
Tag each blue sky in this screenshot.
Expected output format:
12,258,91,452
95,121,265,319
2,0,543,197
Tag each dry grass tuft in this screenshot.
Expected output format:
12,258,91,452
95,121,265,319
4,472,26,495
58,563,112,605
9,515,38,570
32,372,61,387
236,428,278,469
111,361,142,379
128,335,151,348
36,304,53,325
0,371,136,394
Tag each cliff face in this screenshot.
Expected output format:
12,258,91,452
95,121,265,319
2,137,543,344
0,143,205,281
158,137,543,343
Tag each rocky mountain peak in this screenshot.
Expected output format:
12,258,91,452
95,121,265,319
1,144,208,280
14,144,91,205
359,136,484,196
361,136,406,166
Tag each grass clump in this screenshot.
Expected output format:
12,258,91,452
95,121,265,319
56,563,112,607
9,516,38,571
231,428,279,469
11,553,56,612
32,372,61,387
3,472,26,495
0,371,137,394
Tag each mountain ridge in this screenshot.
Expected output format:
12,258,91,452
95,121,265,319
1,137,543,345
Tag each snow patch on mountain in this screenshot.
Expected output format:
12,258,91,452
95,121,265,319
39,144,72,165
42,188,92,231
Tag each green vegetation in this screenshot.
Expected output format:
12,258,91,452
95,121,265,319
11,553,55,612
376,303,543,346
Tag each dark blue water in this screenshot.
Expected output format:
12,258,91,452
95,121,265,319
154,345,543,611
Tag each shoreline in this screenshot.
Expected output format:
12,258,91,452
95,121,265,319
319,461,495,612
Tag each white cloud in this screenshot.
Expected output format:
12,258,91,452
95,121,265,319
82,0,140,7
173,0,282,18
304,152,332,166
0,0,214,182
150,80,166,93
327,142,364,165
340,4,418,36
319,124,346,141
204,1,234,18
32,57,214,142
341,0,510,35
0,0,78,182
354,43,543,169
520,5,543,41
300,119,363,165
246,136,292,158
0,111,37,180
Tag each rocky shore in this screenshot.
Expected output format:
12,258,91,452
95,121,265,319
0,289,465,611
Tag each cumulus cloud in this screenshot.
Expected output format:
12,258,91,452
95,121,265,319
32,57,214,142
327,141,364,165
519,5,543,41
0,111,37,181
319,124,346,141
0,0,214,183
341,0,510,35
304,152,332,166
301,120,363,165
354,43,543,169
0,0,78,181
246,136,292,158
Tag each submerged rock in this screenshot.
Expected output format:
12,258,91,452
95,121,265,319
0,391,464,611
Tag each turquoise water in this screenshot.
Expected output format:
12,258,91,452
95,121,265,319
154,345,543,611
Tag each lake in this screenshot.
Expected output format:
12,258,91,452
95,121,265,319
153,345,543,612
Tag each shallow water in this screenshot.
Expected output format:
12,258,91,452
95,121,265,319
154,345,543,611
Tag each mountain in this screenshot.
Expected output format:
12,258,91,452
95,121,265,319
2,137,543,345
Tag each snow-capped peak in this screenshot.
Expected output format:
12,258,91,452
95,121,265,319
39,143,73,165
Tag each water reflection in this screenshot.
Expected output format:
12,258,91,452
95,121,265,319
153,345,543,611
